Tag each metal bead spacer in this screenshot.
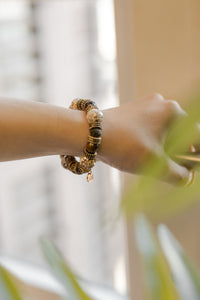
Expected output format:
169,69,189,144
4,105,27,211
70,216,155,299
88,135,101,145
77,99,86,110
89,122,102,129
75,163,85,175
85,100,98,112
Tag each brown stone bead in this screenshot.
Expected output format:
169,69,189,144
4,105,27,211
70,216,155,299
90,127,102,137
86,142,98,153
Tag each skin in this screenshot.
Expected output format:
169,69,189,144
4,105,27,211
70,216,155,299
0,93,192,184
99,93,191,184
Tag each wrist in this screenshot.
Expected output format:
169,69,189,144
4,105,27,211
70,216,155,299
97,109,115,164
55,107,89,156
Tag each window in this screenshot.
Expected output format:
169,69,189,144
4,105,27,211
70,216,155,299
0,0,127,295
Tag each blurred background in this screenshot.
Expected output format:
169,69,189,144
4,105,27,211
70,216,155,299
0,0,127,296
0,1,200,300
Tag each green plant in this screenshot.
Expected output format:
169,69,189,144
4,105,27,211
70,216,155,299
158,225,200,299
2,219,200,300
40,238,93,300
134,215,179,300
0,266,22,300
135,215,200,300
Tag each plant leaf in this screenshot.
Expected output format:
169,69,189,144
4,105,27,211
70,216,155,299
0,266,22,300
122,165,200,221
40,238,93,300
134,215,180,300
158,225,200,300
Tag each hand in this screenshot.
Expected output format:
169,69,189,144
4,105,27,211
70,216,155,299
98,93,192,184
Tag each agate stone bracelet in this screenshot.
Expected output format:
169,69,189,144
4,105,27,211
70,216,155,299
60,98,103,182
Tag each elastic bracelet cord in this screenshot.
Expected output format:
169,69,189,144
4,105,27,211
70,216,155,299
60,98,103,182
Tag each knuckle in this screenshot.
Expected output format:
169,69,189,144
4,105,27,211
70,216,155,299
152,93,165,101
166,100,186,116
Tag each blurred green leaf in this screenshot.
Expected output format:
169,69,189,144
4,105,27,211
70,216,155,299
134,215,180,300
0,266,22,300
158,225,200,300
122,169,200,220
165,114,200,158
40,238,93,300
165,90,200,158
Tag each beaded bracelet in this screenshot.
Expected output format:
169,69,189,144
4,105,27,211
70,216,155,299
60,98,103,182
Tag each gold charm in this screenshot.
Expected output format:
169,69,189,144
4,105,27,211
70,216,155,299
87,171,94,183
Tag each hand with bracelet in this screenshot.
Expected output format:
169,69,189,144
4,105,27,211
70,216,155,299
0,93,197,184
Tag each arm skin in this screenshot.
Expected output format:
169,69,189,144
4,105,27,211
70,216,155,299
0,98,89,161
0,94,191,183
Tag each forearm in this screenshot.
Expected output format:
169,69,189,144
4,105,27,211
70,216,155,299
0,94,194,185
0,98,88,161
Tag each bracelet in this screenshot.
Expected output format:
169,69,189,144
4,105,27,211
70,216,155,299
60,98,103,182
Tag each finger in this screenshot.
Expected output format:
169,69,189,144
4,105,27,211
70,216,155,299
163,99,200,160
139,93,165,104
141,146,192,186
164,100,187,124
149,93,165,102
160,156,193,186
